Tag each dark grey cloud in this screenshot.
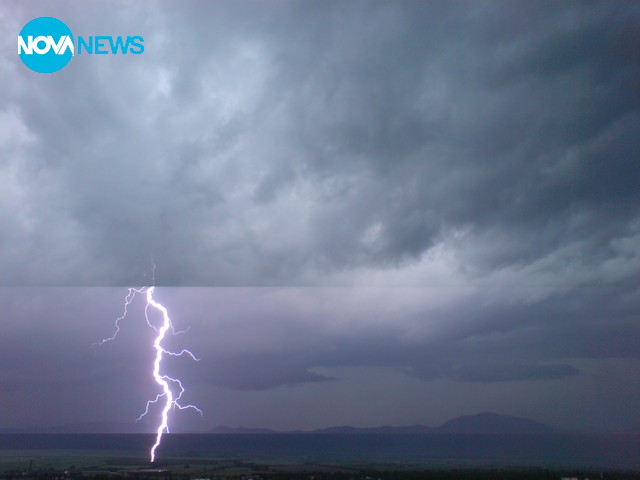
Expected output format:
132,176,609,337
426,363,580,384
198,355,334,391
1,1,637,287
1,284,638,432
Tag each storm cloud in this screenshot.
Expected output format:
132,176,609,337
1,284,639,432
1,1,638,287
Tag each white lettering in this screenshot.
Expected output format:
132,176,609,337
52,36,74,55
32,36,49,54
17,36,31,54
17,35,74,55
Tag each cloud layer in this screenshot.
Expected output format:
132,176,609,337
1,285,639,432
1,1,638,287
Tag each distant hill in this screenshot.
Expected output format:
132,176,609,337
0,428,21,434
310,425,435,434
305,414,557,435
435,412,559,434
3,413,561,435
208,426,279,434
208,413,557,435
208,425,436,435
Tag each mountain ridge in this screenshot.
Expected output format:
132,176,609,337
209,412,560,435
0,413,562,435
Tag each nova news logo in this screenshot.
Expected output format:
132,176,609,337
18,17,144,73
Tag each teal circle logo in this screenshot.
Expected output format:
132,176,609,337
18,17,74,73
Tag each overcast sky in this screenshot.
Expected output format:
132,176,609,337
1,1,639,433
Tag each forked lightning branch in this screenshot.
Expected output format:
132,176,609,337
95,286,202,462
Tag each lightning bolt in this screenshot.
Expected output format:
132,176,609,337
95,283,202,463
